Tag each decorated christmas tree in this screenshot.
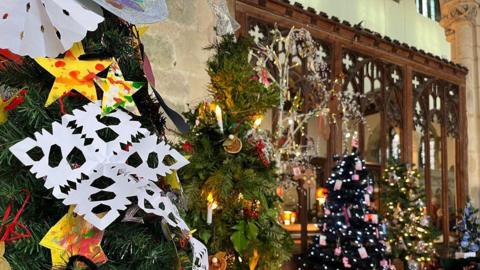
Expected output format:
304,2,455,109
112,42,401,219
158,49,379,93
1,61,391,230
0,8,208,270
302,138,391,270
178,35,293,269
455,199,480,257
380,163,437,267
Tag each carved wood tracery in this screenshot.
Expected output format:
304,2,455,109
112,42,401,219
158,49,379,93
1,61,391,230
237,0,468,255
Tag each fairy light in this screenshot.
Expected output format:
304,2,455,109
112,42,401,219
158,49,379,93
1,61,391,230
253,116,263,129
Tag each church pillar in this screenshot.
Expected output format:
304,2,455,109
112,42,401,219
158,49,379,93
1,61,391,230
440,0,480,205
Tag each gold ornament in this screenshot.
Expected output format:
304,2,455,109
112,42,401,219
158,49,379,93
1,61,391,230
223,134,243,154
209,252,227,270
0,242,11,270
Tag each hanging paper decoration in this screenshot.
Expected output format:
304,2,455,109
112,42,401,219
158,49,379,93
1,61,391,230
35,44,112,107
121,205,144,224
0,89,27,125
140,48,189,133
40,207,107,267
207,0,240,36
0,0,103,58
94,60,143,116
10,102,208,270
90,0,168,24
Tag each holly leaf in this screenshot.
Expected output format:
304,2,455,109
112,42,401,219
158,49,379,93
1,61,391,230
231,221,248,252
246,221,258,240
231,230,248,253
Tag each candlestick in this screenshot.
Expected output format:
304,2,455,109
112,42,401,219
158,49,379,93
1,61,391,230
215,105,224,134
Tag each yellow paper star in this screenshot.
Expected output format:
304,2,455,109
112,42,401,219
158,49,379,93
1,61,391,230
40,207,107,267
35,43,112,107
94,60,143,116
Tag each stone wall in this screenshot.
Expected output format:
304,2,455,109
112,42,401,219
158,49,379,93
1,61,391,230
141,0,216,118
440,0,480,206
297,0,450,58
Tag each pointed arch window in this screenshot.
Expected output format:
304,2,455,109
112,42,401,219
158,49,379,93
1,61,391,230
416,0,441,21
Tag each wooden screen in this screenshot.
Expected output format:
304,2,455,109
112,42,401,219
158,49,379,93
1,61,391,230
235,0,468,255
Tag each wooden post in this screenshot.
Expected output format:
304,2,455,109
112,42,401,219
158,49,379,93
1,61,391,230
296,179,308,253
402,65,413,164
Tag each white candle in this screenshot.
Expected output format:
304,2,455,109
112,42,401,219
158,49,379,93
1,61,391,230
207,204,213,225
215,105,224,134
207,193,217,225
253,116,263,129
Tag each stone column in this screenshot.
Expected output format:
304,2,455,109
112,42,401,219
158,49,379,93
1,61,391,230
440,0,480,206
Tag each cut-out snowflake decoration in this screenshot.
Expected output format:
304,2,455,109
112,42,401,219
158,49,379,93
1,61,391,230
10,102,208,270
249,25,264,44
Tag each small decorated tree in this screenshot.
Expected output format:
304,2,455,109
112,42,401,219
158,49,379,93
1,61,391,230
179,35,292,269
380,163,437,268
302,139,391,270
455,200,480,258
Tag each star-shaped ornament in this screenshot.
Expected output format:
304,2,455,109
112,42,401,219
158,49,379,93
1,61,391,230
94,61,143,116
40,207,107,267
35,43,112,107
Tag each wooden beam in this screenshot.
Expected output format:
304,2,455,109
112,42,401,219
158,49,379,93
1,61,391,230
236,0,467,86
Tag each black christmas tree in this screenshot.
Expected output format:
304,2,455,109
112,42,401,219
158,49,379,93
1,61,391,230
302,138,391,270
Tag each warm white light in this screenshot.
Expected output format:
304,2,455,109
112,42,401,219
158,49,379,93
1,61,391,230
253,117,263,129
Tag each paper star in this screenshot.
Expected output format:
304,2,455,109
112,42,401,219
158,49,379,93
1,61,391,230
40,207,107,267
94,61,143,116
35,44,112,107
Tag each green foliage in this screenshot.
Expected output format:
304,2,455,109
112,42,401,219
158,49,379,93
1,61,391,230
230,220,259,253
380,162,439,264
206,34,279,123
0,14,190,270
179,36,292,269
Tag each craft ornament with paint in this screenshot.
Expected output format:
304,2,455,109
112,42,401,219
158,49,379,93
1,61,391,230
91,0,168,24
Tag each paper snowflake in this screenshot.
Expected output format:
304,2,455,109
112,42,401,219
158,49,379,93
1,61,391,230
10,102,208,269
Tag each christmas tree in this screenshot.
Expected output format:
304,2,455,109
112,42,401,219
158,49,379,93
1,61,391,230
179,35,292,269
380,163,437,267
302,139,390,270
455,200,480,256
0,13,205,270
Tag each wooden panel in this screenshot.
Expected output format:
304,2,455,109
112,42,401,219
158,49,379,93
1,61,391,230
236,0,468,253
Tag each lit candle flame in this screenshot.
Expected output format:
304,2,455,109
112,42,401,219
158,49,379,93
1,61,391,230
253,116,263,129
215,105,223,133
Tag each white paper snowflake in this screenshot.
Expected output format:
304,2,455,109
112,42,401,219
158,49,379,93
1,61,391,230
10,102,208,270
10,102,187,228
